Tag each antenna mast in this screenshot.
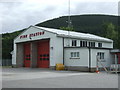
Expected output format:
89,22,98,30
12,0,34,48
67,0,71,46
68,0,71,28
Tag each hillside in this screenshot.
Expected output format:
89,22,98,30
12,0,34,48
2,14,120,59
36,14,119,36
2,29,25,59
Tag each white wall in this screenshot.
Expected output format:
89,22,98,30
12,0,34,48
64,46,113,68
64,48,89,67
91,49,113,68
50,37,63,66
102,42,113,48
12,43,16,65
64,38,113,49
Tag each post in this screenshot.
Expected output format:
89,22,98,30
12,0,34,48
31,42,37,68
96,55,99,73
115,54,118,74
30,42,32,68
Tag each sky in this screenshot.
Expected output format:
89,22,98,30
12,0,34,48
0,0,119,34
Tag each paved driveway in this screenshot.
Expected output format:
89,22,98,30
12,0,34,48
2,68,118,88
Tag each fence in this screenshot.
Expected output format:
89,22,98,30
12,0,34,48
110,64,120,73
1,59,12,66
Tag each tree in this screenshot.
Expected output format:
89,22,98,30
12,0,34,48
103,22,117,39
59,27,74,31
102,22,118,48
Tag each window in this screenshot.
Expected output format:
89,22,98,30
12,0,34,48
70,52,80,58
91,42,95,47
98,43,102,48
76,52,79,57
83,41,85,47
89,42,95,47
72,40,77,46
80,41,83,47
97,52,104,59
89,42,91,47
85,41,87,47
71,52,74,57
83,41,87,47
80,41,87,47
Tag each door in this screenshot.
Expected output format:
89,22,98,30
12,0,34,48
37,40,49,68
24,43,31,67
117,53,120,64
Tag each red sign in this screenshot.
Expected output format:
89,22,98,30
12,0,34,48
20,31,45,39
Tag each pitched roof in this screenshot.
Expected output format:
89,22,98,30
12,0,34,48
33,26,113,42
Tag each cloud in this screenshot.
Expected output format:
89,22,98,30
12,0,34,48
0,0,119,33
71,2,118,15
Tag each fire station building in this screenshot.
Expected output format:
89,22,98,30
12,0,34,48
12,25,114,72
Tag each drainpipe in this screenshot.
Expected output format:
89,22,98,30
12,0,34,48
89,48,91,72
63,37,64,65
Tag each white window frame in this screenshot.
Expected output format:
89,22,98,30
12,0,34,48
70,52,80,59
72,40,77,47
97,52,105,61
80,40,87,47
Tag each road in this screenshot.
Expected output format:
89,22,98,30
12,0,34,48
2,68,118,88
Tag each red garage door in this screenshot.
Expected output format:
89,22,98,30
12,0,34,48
37,40,49,68
24,43,31,67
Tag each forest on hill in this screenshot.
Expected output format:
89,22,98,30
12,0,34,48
2,14,120,59
36,14,119,35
